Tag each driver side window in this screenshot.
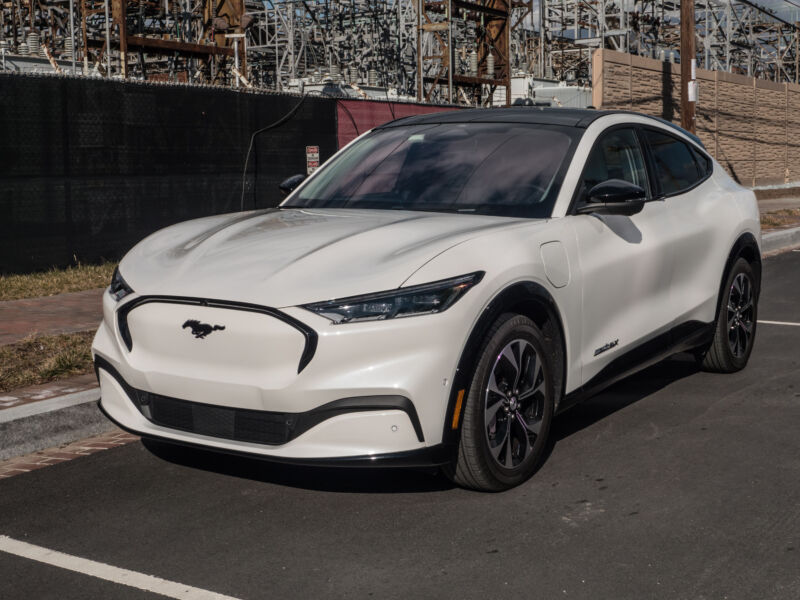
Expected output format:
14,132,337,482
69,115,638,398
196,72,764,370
579,128,648,204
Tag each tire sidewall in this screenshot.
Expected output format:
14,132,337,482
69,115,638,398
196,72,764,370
720,258,758,370
464,315,555,488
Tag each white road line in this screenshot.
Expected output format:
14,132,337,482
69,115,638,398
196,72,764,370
758,320,800,327
0,535,242,600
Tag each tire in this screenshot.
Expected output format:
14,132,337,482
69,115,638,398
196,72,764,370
701,257,758,373
445,314,555,492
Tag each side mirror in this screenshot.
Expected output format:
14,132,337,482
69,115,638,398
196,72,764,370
578,179,646,216
279,174,306,196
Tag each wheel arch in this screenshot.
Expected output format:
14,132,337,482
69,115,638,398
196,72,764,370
441,280,567,447
715,232,762,323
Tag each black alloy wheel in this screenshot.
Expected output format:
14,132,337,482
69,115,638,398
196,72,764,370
483,338,547,469
701,257,758,373
727,272,755,359
446,314,554,491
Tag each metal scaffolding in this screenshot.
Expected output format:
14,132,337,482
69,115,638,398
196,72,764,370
244,0,417,92
538,0,800,85
2,0,800,101
415,0,511,105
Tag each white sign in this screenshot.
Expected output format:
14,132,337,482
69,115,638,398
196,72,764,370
306,145,320,175
688,80,698,103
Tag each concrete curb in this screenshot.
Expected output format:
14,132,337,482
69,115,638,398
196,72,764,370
0,401,115,462
0,388,112,461
0,387,100,424
763,226,800,255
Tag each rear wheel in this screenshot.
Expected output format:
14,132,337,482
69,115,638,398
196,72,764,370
701,258,758,373
446,314,554,492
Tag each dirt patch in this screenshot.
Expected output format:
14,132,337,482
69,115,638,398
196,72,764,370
0,331,95,393
761,208,800,231
0,262,117,302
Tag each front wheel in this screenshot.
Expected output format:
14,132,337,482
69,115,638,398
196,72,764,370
446,314,555,492
700,257,758,373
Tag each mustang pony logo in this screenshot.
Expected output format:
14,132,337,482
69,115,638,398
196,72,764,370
182,319,225,339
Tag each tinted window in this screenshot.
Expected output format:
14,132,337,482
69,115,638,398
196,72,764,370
692,147,712,176
285,123,577,218
644,129,703,195
579,128,648,201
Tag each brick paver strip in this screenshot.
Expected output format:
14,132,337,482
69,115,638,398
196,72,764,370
0,429,139,480
0,287,105,346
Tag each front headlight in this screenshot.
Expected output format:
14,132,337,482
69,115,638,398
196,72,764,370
302,272,484,324
108,266,134,302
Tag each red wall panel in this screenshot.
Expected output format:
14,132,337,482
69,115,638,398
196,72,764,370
336,100,458,148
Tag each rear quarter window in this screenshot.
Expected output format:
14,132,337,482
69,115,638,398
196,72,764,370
692,147,713,176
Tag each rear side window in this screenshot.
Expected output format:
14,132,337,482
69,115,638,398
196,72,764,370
643,129,707,196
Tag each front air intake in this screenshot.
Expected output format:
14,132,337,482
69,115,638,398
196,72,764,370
147,394,294,446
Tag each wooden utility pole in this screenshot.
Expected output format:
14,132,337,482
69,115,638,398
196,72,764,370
112,0,127,78
681,0,696,133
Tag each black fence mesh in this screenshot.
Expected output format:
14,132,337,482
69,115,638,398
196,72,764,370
0,74,337,273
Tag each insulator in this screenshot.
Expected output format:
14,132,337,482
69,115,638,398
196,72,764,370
368,68,377,86
469,49,478,77
486,52,495,78
27,32,40,56
18,42,29,56
349,65,358,83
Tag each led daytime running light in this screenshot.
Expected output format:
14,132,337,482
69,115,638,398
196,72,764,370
303,272,484,324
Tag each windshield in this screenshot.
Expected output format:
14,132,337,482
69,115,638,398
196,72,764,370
283,122,577,218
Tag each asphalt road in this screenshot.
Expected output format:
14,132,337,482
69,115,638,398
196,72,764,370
2,251,799,600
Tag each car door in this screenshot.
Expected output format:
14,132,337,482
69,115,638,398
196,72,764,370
639,127,731,328
569,126,679,386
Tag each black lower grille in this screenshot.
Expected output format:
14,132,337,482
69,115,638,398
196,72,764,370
147,395,293,446
93,354,424,445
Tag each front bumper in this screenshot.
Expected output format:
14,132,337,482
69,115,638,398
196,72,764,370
98,399,453,468
93,291,471,461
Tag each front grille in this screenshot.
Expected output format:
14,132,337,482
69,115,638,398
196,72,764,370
145,394,294,446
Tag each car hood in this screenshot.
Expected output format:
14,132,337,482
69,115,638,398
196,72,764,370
121,208,542,307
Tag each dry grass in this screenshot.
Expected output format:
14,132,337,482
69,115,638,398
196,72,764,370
754,187,800,201
0,331,95,393
761,208,800,231
0,262,117,302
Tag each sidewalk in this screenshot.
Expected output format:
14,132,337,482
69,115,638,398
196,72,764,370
0,288,110,468
0,287,105,346
758,197,800,214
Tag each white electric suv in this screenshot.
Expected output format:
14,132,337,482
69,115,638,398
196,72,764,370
93,108,761,491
